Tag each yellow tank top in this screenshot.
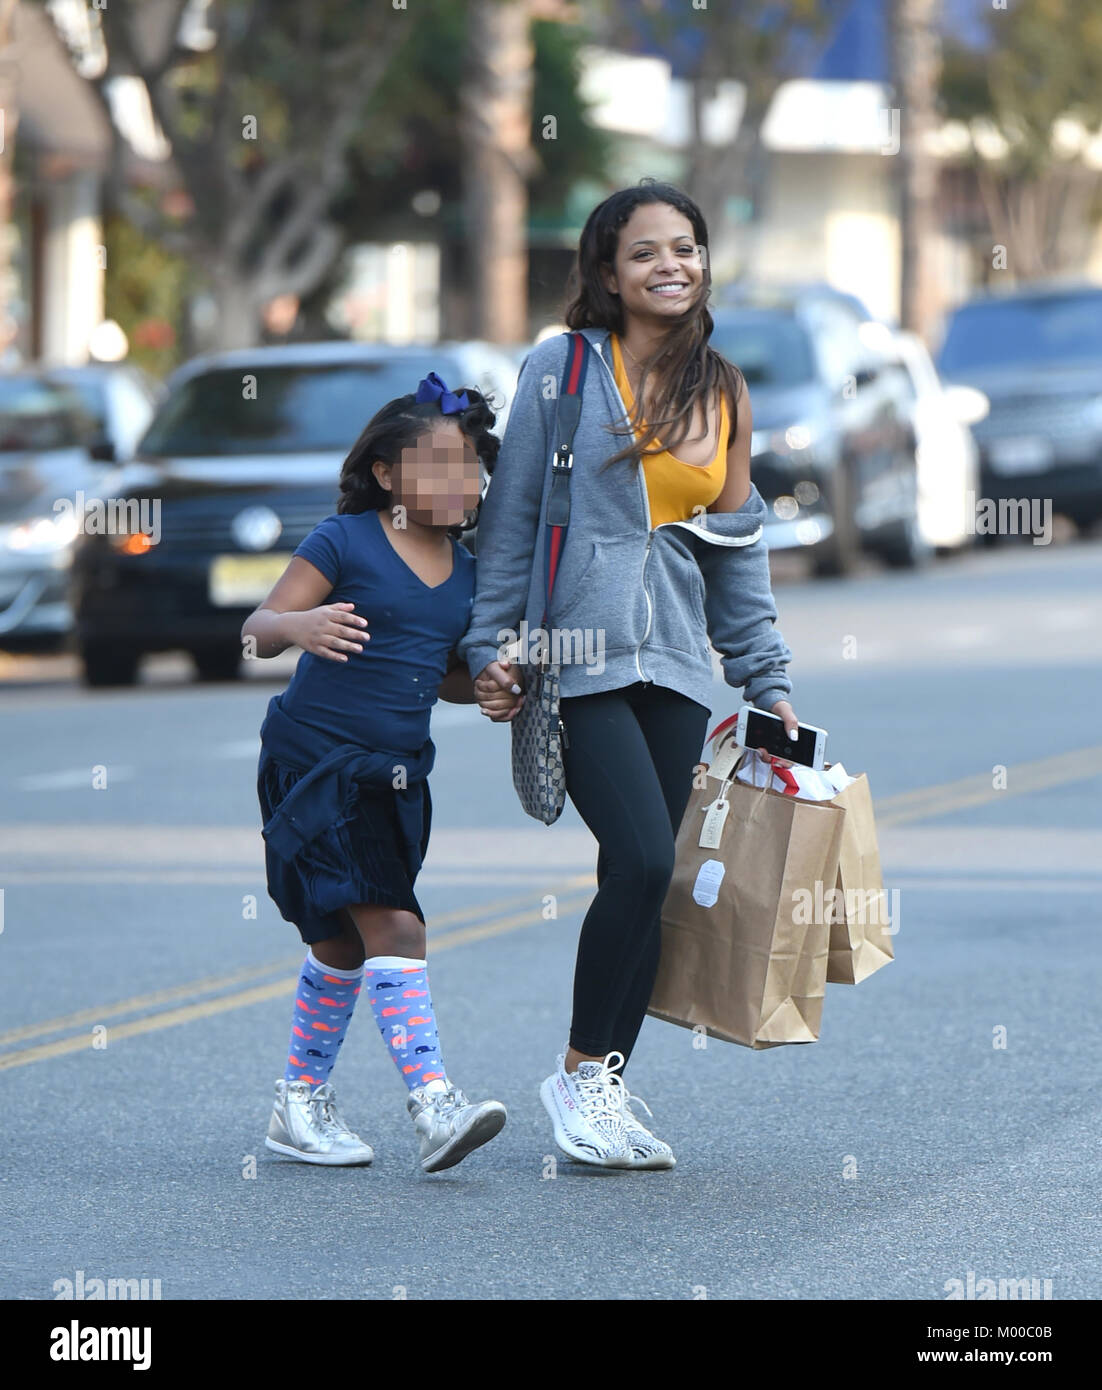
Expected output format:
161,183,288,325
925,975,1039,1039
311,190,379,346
609,333,729,528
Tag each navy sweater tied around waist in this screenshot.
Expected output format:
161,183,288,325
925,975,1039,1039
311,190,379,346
259,693,436,881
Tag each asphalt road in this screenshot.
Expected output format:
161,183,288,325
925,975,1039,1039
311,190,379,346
1,536,1100,1300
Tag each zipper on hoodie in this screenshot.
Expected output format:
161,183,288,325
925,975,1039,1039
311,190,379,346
588,333,760,687
590,335,654,685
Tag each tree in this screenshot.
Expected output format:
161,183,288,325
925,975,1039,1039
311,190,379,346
0,0,20,361
594,0,828,273
56,1,414,350
319,4,611,340
940,0,1102,280
891,0,942,339
52,0,610,351
459,0,536,343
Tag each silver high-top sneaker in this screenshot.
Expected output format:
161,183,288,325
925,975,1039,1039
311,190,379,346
406,1082,507,1173
265,1079,374,1165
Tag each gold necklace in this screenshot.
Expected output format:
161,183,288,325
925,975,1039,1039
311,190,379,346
619,337,648,407
620,336,643,370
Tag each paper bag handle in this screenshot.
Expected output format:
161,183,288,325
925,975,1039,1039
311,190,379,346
696,731,770,848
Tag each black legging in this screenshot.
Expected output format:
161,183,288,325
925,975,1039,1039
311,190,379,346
559,681,711,1067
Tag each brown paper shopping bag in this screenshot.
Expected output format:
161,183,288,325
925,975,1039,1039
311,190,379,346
826,773,895,984
648,741,846,1048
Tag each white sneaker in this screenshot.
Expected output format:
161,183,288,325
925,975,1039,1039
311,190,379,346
539,1050,634,1167
265,1079,374,1165
610,1075,676,1170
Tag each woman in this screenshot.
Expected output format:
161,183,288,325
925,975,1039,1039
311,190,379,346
458,180,799,1171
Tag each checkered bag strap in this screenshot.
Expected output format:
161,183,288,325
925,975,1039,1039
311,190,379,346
510,332,589,824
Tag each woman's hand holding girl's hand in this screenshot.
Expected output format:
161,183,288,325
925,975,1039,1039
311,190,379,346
284,602,369,662
474,658,525,721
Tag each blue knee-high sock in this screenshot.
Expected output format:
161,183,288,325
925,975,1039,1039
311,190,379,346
283,950,362,1086
363,955,447,1093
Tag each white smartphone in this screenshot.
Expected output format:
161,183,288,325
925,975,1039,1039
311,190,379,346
734,705,827,770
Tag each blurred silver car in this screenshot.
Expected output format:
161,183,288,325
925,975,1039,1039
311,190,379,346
0,373,116,647
882,330,981,551
42,362,163,463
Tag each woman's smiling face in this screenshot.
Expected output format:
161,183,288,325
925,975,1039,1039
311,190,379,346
600,202,705,325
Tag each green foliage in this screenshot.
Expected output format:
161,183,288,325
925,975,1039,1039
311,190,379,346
335,10,611,240
529,20,614,215
103,214,190,378
941,0,1102,176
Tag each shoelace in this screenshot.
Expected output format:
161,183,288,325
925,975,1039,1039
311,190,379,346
617,1083,655,1124
307,1083,350,1138
424,1084,466,1117
598,1066,668,1153
573,1051,628,1124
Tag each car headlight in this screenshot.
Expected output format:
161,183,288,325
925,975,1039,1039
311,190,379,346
751,421,820,458
4,512,82,554
109,530,157,555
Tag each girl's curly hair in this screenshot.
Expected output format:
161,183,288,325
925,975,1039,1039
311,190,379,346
337,387,501,537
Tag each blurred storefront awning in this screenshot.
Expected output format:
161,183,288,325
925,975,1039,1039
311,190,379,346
14,2,112,173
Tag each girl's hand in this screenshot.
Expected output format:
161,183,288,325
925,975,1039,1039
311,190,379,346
284,603,369,662
475,658,525,721
758,699,799,770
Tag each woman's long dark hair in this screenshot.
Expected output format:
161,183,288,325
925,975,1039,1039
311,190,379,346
563,179,744,469
337,388,501,536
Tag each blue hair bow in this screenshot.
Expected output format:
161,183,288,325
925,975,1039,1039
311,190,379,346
415,371,470,414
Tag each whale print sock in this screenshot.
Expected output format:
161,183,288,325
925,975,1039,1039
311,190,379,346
283,950,362,1087
363,955,447,1092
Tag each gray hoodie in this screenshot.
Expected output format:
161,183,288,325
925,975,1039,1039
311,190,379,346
458,325,794,714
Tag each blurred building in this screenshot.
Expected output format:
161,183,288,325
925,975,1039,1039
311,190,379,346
10,0,111,364
11,0,176,366
570,0,1102,337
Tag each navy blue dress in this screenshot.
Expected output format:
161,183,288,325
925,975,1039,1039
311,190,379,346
257,508,475,943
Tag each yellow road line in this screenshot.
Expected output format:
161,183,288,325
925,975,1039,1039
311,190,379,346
0,893,595,1071
3,742,1100,1071
0,874,596,1049
873,744,1102,827
0,955,304,1047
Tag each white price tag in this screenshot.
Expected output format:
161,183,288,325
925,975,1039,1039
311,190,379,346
699,794,730,848
708,737,743,782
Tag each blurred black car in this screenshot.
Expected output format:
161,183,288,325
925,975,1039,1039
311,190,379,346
710,292,923,575
70,341,516,686
934,282,1102,535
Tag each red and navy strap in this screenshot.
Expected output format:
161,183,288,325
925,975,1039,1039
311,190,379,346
707,712,739,745
540,331,589,625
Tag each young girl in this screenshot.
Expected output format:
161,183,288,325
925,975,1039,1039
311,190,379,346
242,373,507,1173
462,182,800,1170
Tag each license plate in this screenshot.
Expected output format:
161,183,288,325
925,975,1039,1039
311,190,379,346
208,553,294,607
987,435,1054,475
